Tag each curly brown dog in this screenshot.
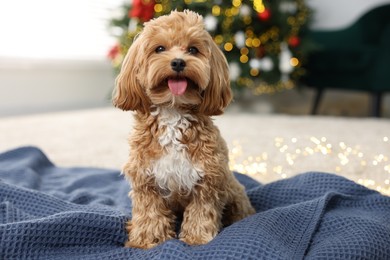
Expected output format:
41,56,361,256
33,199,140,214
113,10,256,249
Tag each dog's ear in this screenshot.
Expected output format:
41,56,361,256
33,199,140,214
199,36,233,116
112,35,150,113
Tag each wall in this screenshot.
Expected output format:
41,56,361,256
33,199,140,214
0,58,115,117
1,1,389,117
308,0,390,29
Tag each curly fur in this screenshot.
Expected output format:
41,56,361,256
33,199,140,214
113,10,255,249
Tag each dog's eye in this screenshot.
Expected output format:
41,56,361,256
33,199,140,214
188,47,199,55
155,46,165,53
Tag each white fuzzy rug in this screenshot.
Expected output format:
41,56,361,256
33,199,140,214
1,107,389,195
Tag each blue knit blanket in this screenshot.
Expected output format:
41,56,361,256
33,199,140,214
1,147,389,259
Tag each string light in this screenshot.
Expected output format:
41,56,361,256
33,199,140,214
240,48,249,55
243,16,252,25
252,38,261,47
245,38,253,47
212,5,221,16
290,57,299,67
229,137,390,196
224,42,233,52
250,68,259,76
231,7,240,16
232,0,242,8
240,55,249,63
154,4,163,13
214,35,224,44
253,0,265,13
224,8,233,17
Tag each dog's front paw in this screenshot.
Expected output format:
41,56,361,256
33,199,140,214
124,220,175,249
179,227,217,246
125,239,158,249
179,232,216,246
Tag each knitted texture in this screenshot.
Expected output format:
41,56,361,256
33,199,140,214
0,147,389,259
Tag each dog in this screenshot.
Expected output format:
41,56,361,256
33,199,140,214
113,10,256,249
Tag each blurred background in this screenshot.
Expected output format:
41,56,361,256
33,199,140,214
1,0,389,195
0,0,389,117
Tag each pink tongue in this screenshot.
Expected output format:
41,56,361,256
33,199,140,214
168,78,187,96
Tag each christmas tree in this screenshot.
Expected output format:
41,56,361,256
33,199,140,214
108,0,312,94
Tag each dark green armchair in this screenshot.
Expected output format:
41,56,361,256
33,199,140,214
302,4,390,117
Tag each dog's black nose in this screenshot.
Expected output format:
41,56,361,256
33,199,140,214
171,58,186,72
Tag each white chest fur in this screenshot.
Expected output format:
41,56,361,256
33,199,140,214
149,108,204,194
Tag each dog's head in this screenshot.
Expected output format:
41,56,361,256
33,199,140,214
113,10,232,115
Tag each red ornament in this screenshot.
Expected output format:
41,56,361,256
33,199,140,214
129,0,155,22
107,44,120,60
288,36,301,47
257,8,271,21
255,46,266,58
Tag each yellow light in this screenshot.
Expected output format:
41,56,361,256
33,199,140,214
228,137,390,196
212,5,221,16
240,55,249,63
245,29,254,37
253,0,265,13
287,17,296,25
243,16,252,25
214,35,223,44
224,42,233,51
245,38,253,47
240,47,249,55
154,4,163,13
273,166,283,174
225,9,232,17
290,58,299,67
231,7,239,16
232,0,242,7
252,38,261,47
260,34,269,43
257,5,265,13
250,68,259,76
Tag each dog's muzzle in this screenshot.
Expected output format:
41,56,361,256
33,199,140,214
171,58,186,72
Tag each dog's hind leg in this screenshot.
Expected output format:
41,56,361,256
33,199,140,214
222,181,256,227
